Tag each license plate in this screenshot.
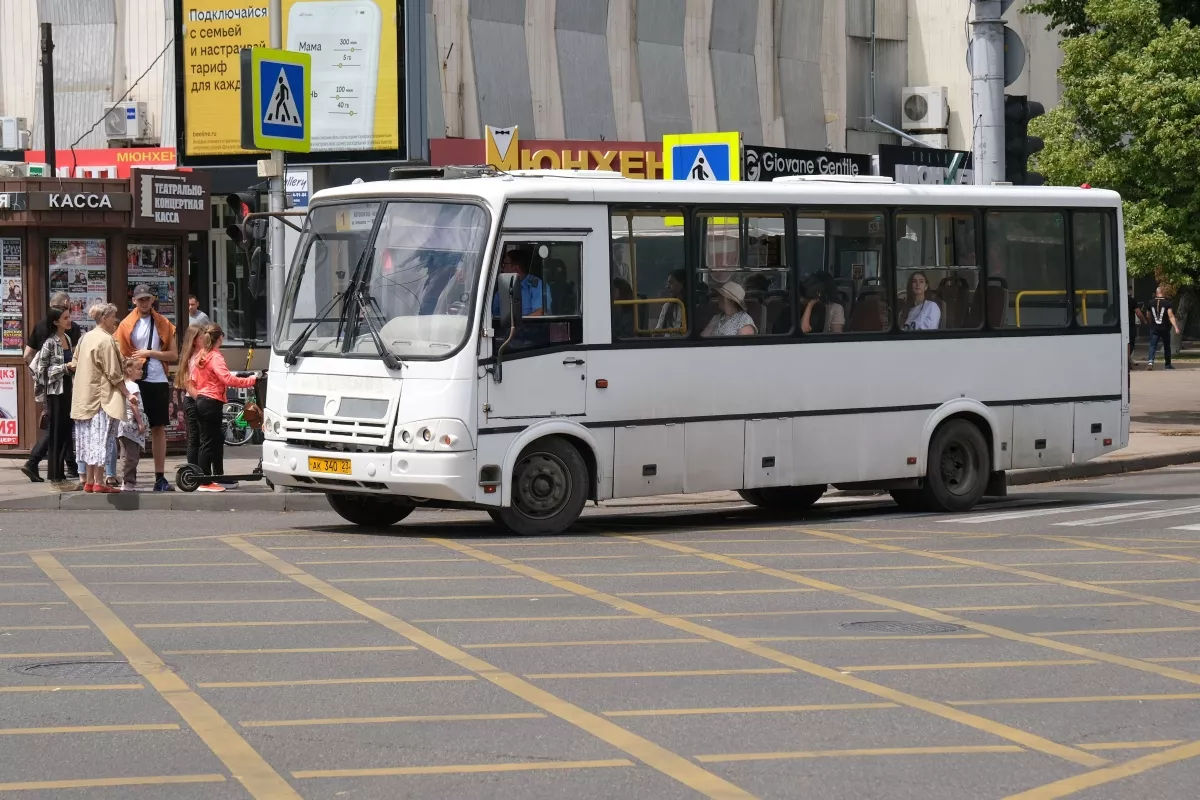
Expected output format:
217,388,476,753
309,457,352,475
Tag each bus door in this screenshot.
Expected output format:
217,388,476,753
484,233,590,421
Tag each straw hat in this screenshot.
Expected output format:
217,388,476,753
714,281,747,311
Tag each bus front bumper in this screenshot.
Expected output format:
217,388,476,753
261,442,478,503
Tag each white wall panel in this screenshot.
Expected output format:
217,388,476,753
124,0,167,141
0,0,40,122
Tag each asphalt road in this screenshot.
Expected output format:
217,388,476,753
2,469,1199,799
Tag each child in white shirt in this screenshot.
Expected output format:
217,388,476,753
118,358,148,492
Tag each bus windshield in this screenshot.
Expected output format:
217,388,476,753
278,201,490,360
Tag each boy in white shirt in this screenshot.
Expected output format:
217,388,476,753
118,358,149,492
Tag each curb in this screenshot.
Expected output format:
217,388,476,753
3,449,1198,511
1007,449,1200,486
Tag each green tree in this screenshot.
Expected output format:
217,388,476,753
1025,0,1200,36
1029,0,1200,285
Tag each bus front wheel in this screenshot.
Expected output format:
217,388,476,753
738,485,826,512
492,437,589,536
920,419,990,512
327,493,415,528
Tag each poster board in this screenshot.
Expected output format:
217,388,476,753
127,244,178,322
48,239,107,331
0,239,23,354
0,366,18,445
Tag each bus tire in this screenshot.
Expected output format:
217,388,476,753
737,485,826,511
493,437,589,536
327,493,415,528
920,419,990,512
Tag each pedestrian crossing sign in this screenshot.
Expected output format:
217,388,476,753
241,47,311,153
662,131,742,181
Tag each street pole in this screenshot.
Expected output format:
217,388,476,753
39,24,56,176
267,0,286,343
970,0,1005,184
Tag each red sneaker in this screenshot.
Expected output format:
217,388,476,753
83,483,95,493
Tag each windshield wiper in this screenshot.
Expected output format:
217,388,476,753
284,288,348,365
353,287,404,371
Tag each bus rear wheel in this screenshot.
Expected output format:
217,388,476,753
327,493,415,528
919,419,989,512
738,485,826,512
492,437,589,536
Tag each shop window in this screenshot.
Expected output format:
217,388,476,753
0,238,24,354
48,238,107,331
610,210,687,339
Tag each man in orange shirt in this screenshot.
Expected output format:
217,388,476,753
116,286,178,491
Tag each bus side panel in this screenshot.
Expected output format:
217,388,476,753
792,411,925,486
1073,401,1122,463
614,425,686,498
745,419,794,489
1012,404,1074,469
684,421,744,493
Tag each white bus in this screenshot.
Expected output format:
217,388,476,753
260,170,1128,534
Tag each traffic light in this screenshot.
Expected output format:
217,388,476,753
1004,95,1046,186
225,192,267,339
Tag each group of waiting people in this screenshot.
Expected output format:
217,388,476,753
22,290,255,493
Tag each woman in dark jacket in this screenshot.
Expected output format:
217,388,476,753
30,307,79,491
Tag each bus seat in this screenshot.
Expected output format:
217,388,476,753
848,294,886,332
938,276,971,328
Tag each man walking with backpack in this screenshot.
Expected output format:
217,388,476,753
1145,284,1181,370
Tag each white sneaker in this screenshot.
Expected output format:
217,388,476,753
120,483,141,492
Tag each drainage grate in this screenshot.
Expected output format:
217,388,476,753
16,661,171,680
839,621,966,635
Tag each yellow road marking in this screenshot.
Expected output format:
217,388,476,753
838,660,1098,672
65,547,233,552
676,609,896,619
293,558,473,565
603,702,897,717
464,638,711,649
242,712,546,728
162,646,418,655
697,745,1025,763
292,759,634,779
1035,626,1200,637
0,774,226,792
1037,535,1200,565
934,602,1148,612
797,529,1200,615
616,588,818,597
0,528,311,559
198,675,476,689
671,551,884,558
1092,578,1200,585
0,651,112,660
516,554,691,562
112,598,328,606
480,540,633,547
0,684,142,693
432,538,1106,769
561,570,740,578
411,614,636,623
266,543,440,550
951,693,1200,706
930,548,1090,554
68,563,261,569
751,634,991,642
0,625,88,631
0,723,179,735
529,668,794,680
365,593,574,601
1005,738,1200,799
868,581,1046,590
31,553,300,800
92,580,290,586
791,565,971,572
1148,656,1200,663
1003,559,1180,567
0,601,67,606
133,620,367,629
663,529,1200,688
0,565,33,569
330,575,525,583
222,536,758,800
1079,741,1184,751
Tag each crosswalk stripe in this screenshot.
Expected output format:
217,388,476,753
1167,524,1200,532
1055,503,1200,528
957,501,1156,524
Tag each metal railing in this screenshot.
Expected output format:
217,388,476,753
612,297,687,336
1014,289,1109,327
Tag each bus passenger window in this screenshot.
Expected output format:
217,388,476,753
895,212,979,331
985,212,1069,328
610,210,687,339
797,211,888,333
491,241,582,354
1072,212,1116,327
697,211,791,336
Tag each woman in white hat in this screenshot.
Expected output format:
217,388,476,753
701,281,757,337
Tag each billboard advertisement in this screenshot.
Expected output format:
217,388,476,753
177,0,400,164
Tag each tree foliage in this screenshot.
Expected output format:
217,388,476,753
1028,0,1200,284
1025,0,1200,37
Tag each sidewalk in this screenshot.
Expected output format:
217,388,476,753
4,370,1198,511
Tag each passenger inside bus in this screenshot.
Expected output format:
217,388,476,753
701,282,757,337
654,269,687,333
496,248,549,317
900,271,942,330
611,278,636,338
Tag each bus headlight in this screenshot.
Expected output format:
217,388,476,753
395,419,472,452
262,410,283,440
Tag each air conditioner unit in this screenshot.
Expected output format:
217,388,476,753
901,86,949,131
0,117,29,150
102,102,149,141
903,132,950,149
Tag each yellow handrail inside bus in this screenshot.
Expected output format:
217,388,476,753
613,297,687,335
1014,289,1109,327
